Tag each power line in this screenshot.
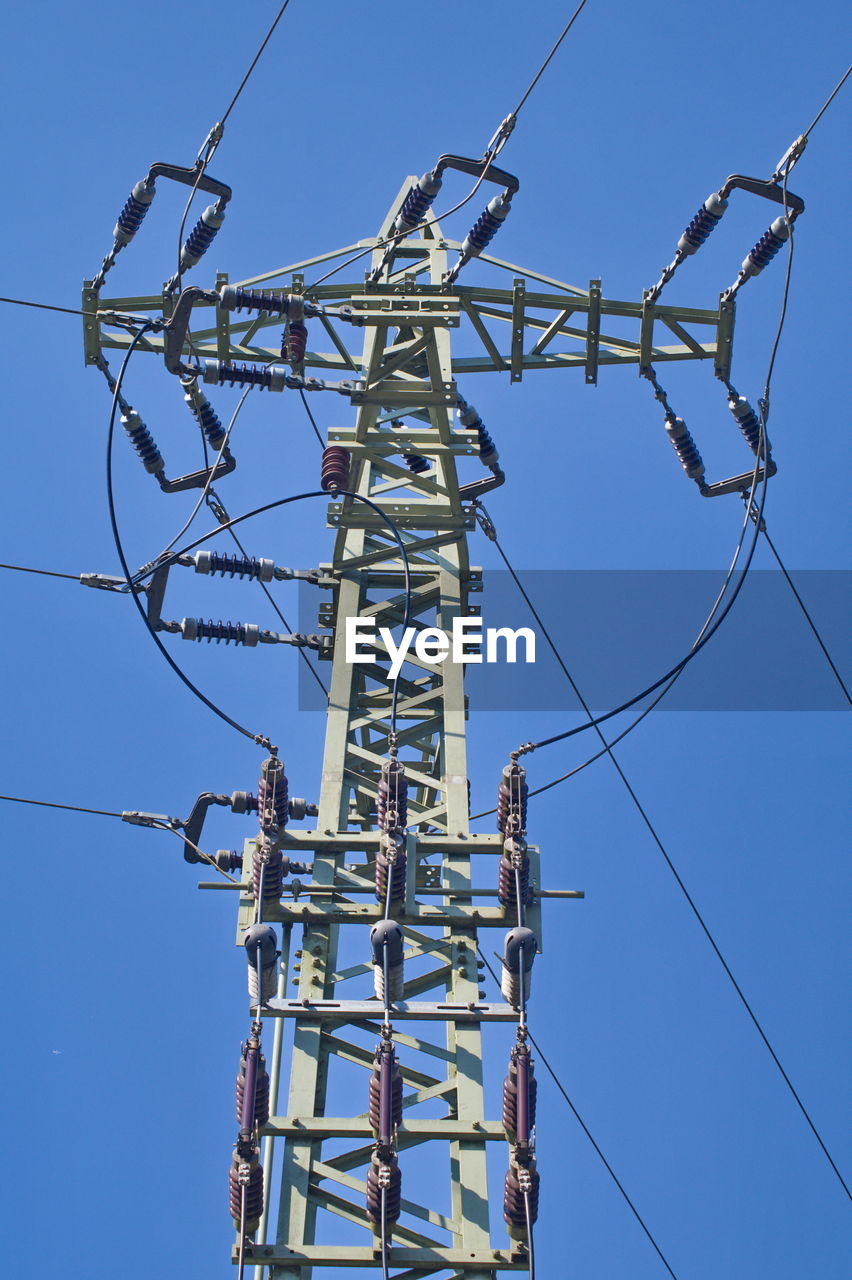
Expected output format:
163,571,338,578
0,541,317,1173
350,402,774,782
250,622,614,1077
476,950,678,1279
220,2,294,128
759,524,851,705
0,793,124,819
0,562,79,581
105,325,277,752
511,1,591,118
802,64,851,140
487,527,850,1200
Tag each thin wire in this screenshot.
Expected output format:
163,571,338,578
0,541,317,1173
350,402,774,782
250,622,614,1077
0,295,101,319
477,950,679,1279
298,388,325,446
510,1,591,118
220,2,293,127
523,1190,535,1280
155,379,253,563
759,525,851,705
380,1184,390,1280
133,487,412,733
106,325,274,750
0,562,79,581
0,793,124,819
801,64,851,140
0,794,237,882
226,523,329,698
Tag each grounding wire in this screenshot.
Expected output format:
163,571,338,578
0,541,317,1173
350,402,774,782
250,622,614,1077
106,323,276,750
477,948,679,1279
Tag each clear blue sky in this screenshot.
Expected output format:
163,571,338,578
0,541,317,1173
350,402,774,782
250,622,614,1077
0,3,849,1278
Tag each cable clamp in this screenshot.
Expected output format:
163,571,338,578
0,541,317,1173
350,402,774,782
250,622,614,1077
121,810,180,828
771,135,807,183
474,503,497,542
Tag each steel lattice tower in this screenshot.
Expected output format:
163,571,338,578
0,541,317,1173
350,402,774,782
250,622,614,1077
84,176,729,1277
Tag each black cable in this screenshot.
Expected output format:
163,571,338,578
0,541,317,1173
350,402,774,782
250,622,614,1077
220,2,293,128
477,949,679,1279
106,325,276,750
298,388,325,446
801,64,851,140
0,793,124,819
759,523,851,705
132,487,411,734
0,562,79,581
510,1,591,118
0,295,101,319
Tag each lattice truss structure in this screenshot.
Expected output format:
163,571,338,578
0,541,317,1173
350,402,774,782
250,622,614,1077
83,181,726,1277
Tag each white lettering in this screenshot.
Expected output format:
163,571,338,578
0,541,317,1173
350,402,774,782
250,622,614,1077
414,627,450,664
383,626,417,679
452,616,483,664
346,617,376,663
485,626,536,664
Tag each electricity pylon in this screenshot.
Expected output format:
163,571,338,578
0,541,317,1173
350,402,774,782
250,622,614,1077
83,176,728,1277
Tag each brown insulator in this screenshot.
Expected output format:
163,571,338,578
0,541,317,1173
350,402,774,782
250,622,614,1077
503,1154,539,1239
502,1047,537,1144
258,757,288,832
366,1151,402,1227
375,835,407,904
252,843,283,900
236,1047,270,1129
284,319,308,366
320,445,351,493
229,1148,264,1234
377,758,408,831
368,1044,403,1139
497,761,528,835
497,838,531,909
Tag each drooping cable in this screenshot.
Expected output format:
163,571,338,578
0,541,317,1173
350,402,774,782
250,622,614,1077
106,324,276,750
477,948,679,1279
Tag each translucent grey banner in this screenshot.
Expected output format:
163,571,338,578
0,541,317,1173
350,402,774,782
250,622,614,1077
299,570,850,711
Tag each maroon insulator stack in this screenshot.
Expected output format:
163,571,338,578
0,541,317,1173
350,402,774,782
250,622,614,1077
236,1050,270,1129
497,847,531,910
258,757,288,832
229,1149,264,1233
252,843,283,900
497,761,528,835
284,319,308,366
502,1050,537,1144
320,446,351,493
503,1155,539,1238
377,759,408,831
366,1153,402,1228
368,1046,403,1138
375,843,407,904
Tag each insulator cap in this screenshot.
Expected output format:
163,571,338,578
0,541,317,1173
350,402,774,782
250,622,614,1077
372,919,405,1003
244,923,278,1004
501,926,537,1007
728,395,762,454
